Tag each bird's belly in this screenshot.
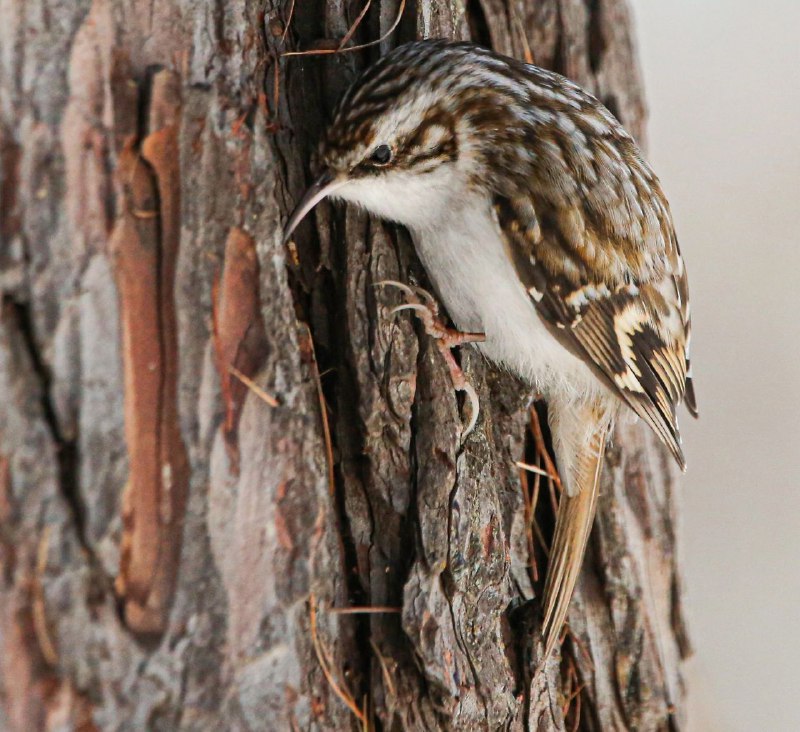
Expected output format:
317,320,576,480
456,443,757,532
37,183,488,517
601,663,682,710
412,209,598,401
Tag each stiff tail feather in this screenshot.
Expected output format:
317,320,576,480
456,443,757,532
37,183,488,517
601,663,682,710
541,409,608,660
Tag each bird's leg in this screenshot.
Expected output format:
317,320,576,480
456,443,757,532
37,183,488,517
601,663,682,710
375,280,485,437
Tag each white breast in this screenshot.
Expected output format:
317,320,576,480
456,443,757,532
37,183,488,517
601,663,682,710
410,196,604,406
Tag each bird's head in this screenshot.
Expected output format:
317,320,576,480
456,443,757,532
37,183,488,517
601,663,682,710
283,40,518,243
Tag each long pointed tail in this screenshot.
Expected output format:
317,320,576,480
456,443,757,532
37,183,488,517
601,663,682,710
541,402,609,660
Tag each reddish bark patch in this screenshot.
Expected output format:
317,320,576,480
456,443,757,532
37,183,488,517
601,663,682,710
211,227,268,473
0,454,11,524
110,70,189,636
0,455,15,584
0,597,48,731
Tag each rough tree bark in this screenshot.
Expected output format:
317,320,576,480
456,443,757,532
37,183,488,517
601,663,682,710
0,0,690,730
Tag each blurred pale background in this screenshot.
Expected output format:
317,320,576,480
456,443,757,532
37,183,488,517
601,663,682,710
630,1,800,729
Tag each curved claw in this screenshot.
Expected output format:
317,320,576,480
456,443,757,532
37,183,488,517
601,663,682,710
460,380,480,439
373,280,416,298
389,303,430,317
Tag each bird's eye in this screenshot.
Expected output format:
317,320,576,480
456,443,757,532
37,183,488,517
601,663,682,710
369,144,393,166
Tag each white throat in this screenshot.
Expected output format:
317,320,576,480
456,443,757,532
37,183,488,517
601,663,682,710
332,164,464,231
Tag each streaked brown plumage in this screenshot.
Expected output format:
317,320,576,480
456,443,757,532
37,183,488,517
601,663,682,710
283,39,697,663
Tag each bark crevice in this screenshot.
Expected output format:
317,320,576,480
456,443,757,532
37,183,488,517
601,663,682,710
3,297,85,548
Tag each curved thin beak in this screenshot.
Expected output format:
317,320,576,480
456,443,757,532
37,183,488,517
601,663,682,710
282,169,348,245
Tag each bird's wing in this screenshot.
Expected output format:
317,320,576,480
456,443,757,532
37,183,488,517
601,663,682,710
494,162,694,662
494,182,695,469
485,68,696,664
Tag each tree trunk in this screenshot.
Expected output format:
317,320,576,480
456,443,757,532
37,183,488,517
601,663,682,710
0,1,690,729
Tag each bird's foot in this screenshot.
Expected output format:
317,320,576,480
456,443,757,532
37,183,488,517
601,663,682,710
375,280,485,437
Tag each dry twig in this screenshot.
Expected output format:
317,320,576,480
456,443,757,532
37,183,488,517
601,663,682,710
510,6,535,64
309,594,368,725
529,407,561,488
518,461,540,582
369,639,397,698
562,654,586,731
529,406,562,518
328,605,401,615
338,0,372,50
282,0,406,58
302,325,336,496
516,460,552,477
32,526,59,666
229,365,279,408
281,0,296,43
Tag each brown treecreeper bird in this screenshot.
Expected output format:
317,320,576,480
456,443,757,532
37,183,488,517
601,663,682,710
283,39,697,661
